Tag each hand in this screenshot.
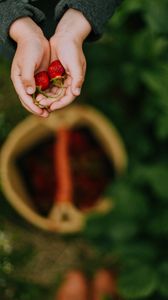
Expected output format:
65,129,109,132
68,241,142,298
9,17,50,117
36,35,86,111
37,9,91,111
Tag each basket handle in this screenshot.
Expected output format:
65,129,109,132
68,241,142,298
49,128,83,231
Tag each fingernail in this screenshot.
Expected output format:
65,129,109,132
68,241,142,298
26,87,34,94
74,88,81,96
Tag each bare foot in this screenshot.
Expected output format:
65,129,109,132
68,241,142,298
56,270,89,300
92,269,117,300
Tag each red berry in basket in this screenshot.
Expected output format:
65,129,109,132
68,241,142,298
48,60,65,79
35,71,50,91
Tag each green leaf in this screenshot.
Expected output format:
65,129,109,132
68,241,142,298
133,165,168,200
156,111,168,139
145,0,168,35
113,242,157,262
107,221,139,242
0,112,11,141
158,262,168,297
148,210,168,238
118,262,157,299
106,182,148,221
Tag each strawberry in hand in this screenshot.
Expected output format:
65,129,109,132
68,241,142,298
48,60,65,87
33,71,51,107
33,74,65,108
35,61,66,109
35,71,50,92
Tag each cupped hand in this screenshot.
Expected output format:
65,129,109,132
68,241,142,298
36,35,86,111
37,8,91,111
9,10,91,115
10,17,50,117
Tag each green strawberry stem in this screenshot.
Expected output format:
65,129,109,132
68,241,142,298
32,87,65,108
32,92,36,102
53,87,65,100
51,76,65,88
32,87,57,103
36,86,55,98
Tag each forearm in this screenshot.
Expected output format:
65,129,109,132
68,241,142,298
0,0,45,46
49,8,90,108
54,8,91,43
9,17,44,43
55,0,122,40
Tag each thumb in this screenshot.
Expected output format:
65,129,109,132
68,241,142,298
69,61,85,96
21,60,36,95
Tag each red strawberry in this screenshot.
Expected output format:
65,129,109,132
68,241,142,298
48,60,65,79
35,71,50,91
33,71,51,105
48,60,65,87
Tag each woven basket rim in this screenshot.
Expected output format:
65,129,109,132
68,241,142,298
0,104,127,233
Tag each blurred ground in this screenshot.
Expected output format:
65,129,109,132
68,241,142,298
4,219,82,285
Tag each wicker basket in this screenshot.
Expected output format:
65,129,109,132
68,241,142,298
0,105,127,233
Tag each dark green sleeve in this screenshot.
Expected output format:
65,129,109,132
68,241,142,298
55,0,122,40
0,0,45,47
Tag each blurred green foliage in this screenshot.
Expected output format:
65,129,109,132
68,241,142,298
83,0,168,299
0,231,50,300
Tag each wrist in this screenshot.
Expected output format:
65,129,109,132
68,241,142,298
9,17,44,43
55,8,91,44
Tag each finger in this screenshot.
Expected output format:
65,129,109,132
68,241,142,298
38,57,50,72
11,67,43,115
68,60,85,96
35,53,50,73
50,94,75,110
19,96,49,118
82,61,87,76
40,110,49,118
21,59,36,95
64,76,72,87
35,94,46,102
39,98,55,107
39,88,66,107
49,38,59,63
18,96,36,115
50,86,75,111
36,86,59,99
50,86,59,93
